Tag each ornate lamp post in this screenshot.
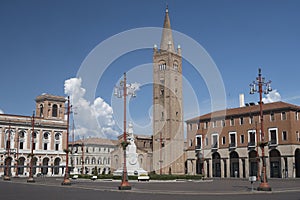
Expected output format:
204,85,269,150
249,68,272,191
114,72,137,190
14,130,20,178
3,124,12,181
62,96,71,185
27,112,36,183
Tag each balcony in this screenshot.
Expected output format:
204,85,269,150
248,141,256,148
268,139,278,147
195,145,202,151
211,144,218,151
229,143,236,150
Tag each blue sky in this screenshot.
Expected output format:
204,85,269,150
0,0,300,138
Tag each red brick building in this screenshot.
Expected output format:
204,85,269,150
186,101,300,178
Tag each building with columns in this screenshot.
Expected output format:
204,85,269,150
0,94,68,177
186,101,300,179
152,6,185,175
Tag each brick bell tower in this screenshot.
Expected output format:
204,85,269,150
152,7,185,175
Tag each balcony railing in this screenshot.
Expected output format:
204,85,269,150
229,143,236,149
211,143,218,150
269,139,277,146
195,145,202,150
248,141,256,148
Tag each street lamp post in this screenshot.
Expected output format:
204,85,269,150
27,112,36,183
4,124,12,181
114,72,137,190
15,130,19,178
62,96,71,185
249,68,272,191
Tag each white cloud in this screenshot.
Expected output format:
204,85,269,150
64,77,119,139
262,89,281,103
0,109,3,114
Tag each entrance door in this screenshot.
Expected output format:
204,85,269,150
295,149,300,178
270,161,280,178
212,152,221,177
269,149,281,178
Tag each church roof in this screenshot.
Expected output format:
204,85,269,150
160,6,175,52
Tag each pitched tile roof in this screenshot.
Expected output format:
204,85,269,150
186,101,300,123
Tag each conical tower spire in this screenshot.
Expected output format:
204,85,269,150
160,6,175,52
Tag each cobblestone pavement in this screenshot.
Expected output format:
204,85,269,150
1,177,300,200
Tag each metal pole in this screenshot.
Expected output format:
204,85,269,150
119,72,131,190
255,121,260,181
62,96,71,185
27,112,35,183
257,68,271,191
4,124,11,180
15,130,19,178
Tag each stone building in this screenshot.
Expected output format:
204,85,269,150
186,101,300,179
70,137,118,175
0,94,68,177
152,6,185,175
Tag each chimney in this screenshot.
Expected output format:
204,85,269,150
239,94,245,107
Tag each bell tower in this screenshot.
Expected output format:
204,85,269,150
152,7,184,174
35,94,66,121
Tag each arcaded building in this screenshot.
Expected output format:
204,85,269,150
186,101,300,179
0,94,68,177
70,137,118,175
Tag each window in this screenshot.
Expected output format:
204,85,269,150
213,121,217,128
33,143,36,150
189,139,193,147
159,63,166,71
173,63,178,71
197,122,200,130
222,136,226,145
55,143,59,151
43,143,48,150
281,112,287,120
296,111,299,120
55,133,60,140
249,116,253,124
19,131,25,138
229,132,236,148
204,122,208,129
211,133,218,149
270,113,275,122
282,131,287,141
196,135,202,150
297,131,300,142
221,120,225,127
230,118,234,126
20,142,24,150
240,117,244,125
43,132,49,140
52,104,58,117
269,128,278,146
160,87,164,96
240,135,245,144
248,130,256,147
189,124,192,131
40,104,44,117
